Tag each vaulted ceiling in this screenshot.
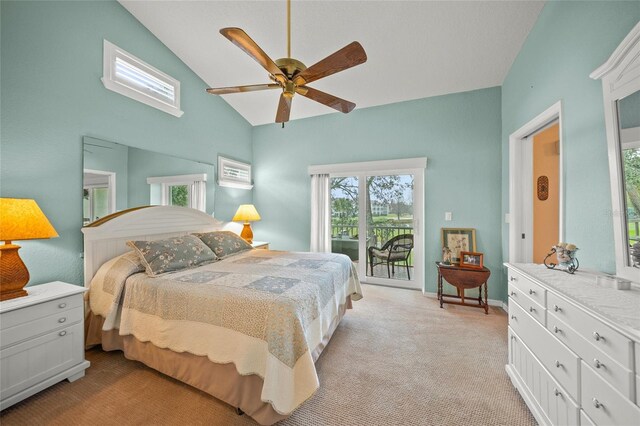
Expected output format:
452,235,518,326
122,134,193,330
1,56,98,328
120,0,545,126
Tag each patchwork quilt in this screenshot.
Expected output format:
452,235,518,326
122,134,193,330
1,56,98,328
89,249,362,415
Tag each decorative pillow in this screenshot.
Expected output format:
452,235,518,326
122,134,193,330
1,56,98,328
193,231,253,259
127,235,217,277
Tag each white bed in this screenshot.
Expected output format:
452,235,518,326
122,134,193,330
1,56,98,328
82,206,362,425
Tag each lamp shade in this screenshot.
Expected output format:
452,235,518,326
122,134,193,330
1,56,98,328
232,204,261,222
0,198,59,242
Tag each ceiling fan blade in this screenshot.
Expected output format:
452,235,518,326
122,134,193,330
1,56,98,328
206,84,280,95
293,41,367,86
296,86,355,114
220,28,286,84
275,93,292,123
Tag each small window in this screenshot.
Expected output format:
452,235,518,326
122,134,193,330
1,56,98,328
218,156,253,190
102,40,183,117
147,174,207,212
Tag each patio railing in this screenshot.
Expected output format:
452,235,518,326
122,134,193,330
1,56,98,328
331,224,414,265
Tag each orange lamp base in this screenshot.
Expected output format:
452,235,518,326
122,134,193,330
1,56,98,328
240,222,254,244
0,242,30,301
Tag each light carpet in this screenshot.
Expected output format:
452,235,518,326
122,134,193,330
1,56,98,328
0,284,535,425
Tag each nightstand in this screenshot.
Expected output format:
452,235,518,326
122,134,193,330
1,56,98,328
0,282,90,410
251,241,269,250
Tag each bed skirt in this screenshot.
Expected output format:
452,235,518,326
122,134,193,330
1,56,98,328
85,296,352,425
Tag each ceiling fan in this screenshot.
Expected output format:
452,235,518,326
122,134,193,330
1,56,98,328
206,0,367,124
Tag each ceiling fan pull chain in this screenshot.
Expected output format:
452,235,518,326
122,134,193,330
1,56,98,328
287,0,291,58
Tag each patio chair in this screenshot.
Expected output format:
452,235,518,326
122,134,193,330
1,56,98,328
368,234,414,279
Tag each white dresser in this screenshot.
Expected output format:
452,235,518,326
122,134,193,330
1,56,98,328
505,263,640,426
0,282,90,410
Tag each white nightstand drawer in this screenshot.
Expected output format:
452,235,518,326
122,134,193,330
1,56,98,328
508,270,546,308
1,306,83,349
1,294,82,331
581,361,640,426
0,322,84,402
509,283,546,326
548,292,633,368
547,311,635,400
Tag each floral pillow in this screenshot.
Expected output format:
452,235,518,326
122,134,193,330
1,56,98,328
127,235,217,277
193,231,253,259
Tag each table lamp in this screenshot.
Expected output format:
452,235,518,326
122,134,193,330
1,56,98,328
0,198,59,301
232,204,261,244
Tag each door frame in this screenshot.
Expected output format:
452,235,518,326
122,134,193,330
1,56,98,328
310,157,426,290
83,168,116,220
508,101,564,263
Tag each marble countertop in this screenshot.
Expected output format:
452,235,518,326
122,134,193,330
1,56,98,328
507,263,640,341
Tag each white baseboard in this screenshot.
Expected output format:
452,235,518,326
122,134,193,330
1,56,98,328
422,291,508,312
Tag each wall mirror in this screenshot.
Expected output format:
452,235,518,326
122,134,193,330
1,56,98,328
591,22,640,282
82,136,215,225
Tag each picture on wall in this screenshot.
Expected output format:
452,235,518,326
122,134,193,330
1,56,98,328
441,228,476,263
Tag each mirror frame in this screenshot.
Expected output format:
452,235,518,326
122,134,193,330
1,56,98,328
591,22,640,283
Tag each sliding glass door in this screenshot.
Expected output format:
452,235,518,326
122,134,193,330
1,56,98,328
329,167,423,289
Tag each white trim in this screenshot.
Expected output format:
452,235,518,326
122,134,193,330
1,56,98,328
508,101,564,263
83,168,116,218
308,157,427,175
146,173,207,185
218,156,253,190
422,291,507,311
591,23,640,283
102,40,183,118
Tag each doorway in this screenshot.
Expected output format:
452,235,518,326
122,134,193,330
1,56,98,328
83,169,116,225
509,102,563,263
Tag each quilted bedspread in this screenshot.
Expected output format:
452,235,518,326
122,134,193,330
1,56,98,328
89,249,362,415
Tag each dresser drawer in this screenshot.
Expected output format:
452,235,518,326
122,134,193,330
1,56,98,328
547,311,635,400
547,292,633,368
581,361,640,426
508,270,546,308
509,283,545,326
0,322,84,403
579,409,596,426
0,294,82,331
0,306,83,349
509,301,580,400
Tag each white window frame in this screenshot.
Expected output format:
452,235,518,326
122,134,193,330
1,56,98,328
218,156,253,190
147,173,207,212
102,40,184,118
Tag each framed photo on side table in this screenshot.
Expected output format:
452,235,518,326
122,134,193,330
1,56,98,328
459,251,484,269
441,228,476,263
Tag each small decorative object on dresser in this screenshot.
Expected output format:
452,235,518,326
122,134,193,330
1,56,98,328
0,198,59,301
0,282,90,410
459,251,484,269
505,263,640,426
543,242,579,274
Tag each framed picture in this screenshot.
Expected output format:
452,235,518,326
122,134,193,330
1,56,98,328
459,251,484,269
441,228,476,263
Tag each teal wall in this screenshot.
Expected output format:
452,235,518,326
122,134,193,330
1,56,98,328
253,87,504,299
501,1,640,274
0,1,253,286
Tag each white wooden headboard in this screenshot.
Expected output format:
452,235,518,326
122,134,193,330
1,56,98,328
81,206,230,287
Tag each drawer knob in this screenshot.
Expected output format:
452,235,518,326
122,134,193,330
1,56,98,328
594,359,604,369
554,388,561,397
553,326,561,334
555,360,562,368
58,303,67,309
529,306,536,313
593,331,603,341
510,315,517,320
510,291,516,296
58,317,67,323
59,331,67,337
553,304,561,312
529,289,535,295
510,276,517,282
593,398,603,409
